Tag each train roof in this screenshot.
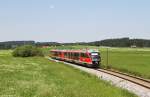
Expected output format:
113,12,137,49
50,49,99,53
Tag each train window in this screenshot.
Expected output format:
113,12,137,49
90,52,100,56
74,53,79,57
64,52,67,58
91,52,100,59
74,53,79,60
54,52,57,56
51,52,54,56
54,52,61,56
71,53,74,59
67,52,69,58
91,53,98,55
56,52,59,56
59,52,61,56
81,53,84,57
81,53,89,58
68,52,71,58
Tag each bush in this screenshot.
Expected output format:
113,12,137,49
12,45,44,57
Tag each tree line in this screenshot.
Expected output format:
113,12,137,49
1,38,150,49
0,41,35,49
88,38,150,47
63,38,150,47
0,41,60,49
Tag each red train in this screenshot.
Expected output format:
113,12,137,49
50,49,101,67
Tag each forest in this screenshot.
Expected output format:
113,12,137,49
1,38,150,49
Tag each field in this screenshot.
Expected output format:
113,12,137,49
46,45,150,79
0,50,136,97
101,47,150,79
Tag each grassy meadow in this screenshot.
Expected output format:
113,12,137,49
0,50,137,97
100,47,150,79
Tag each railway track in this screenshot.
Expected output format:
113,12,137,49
48,57,150,90
48,57,150,97
96,69,150,89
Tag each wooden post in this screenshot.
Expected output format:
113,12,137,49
106,48,109,66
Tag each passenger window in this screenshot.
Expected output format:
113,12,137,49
64,52,67,57
81,53,89,58
74,53,79,59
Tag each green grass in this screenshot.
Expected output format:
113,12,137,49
100,47,150,79
0,50,12,56
0,50,136,97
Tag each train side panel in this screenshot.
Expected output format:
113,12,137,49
50,50,100,68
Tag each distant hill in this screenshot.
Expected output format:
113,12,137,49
88,38,150,47
63,37,150,47
0,41,60,49
0,41,35,49
36,42,61,47
1,38,150,49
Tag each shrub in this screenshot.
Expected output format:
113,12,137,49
12,45,44,57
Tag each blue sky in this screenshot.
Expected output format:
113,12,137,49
0,0,150,42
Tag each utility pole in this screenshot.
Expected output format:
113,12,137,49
106,47,109,67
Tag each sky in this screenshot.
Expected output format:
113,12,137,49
0,0,150,42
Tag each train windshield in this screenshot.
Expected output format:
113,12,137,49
91,52,100,60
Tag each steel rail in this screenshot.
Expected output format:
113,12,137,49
97,69,150,89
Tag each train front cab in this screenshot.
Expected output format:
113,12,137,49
79,52,100,68
89,52,101,68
